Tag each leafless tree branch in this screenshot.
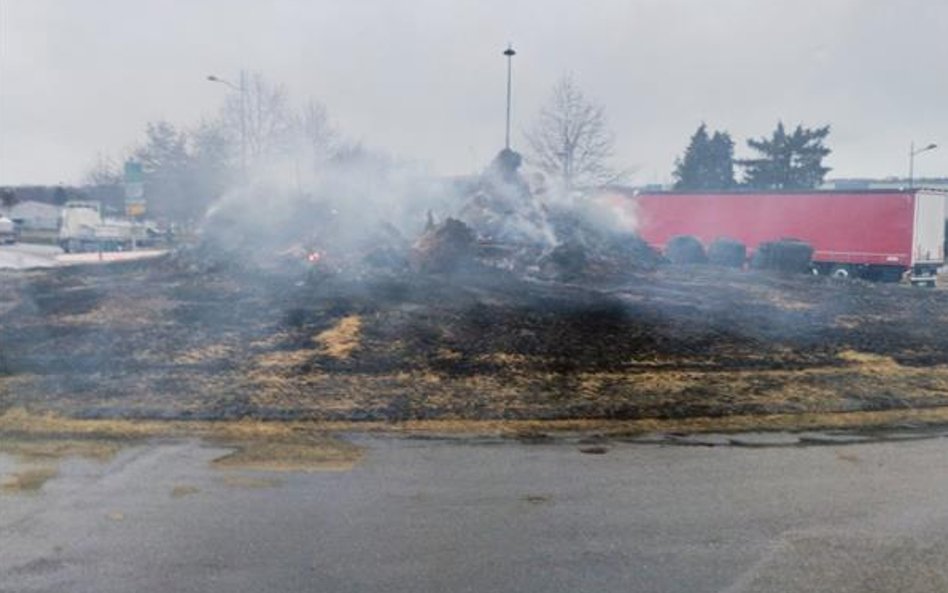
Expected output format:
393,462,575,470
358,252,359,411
525,74,623,194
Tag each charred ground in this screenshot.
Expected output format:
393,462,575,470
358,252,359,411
3,253,948,426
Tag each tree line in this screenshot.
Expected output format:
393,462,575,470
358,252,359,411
672,122,831,191
82,72,832,225
521,76,833,193
87,72,342,223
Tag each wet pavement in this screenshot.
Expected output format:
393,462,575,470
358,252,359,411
3,432,948,592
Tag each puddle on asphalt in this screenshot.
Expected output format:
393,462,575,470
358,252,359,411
170,484,201,498
209,435,363,472
1,424,945,497
0,438,121,496
216,474,285,490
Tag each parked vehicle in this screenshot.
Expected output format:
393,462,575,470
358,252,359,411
59,201,135,253
621,189,946,286
0,216,18,244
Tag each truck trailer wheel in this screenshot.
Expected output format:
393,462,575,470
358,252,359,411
831,266,850,279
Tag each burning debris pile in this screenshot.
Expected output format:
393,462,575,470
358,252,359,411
411,217,477,274
456,149,554,246
197,145,660,285
407,148,661,282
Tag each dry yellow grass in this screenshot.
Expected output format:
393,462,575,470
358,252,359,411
253,348,315,368
0,438,121,461
172,342,238,365
8,404,948,443
837,350,900,368
1,467,57,493
315,315,362,359
248,332,291,349
436,348,463,361
478,352,530,366
58,296,177,327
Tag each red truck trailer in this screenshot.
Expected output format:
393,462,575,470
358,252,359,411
612,189,946,285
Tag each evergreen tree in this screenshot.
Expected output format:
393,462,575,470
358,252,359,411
134,121,196,222
672,124,736,190
1,189,18,210
739,122,831,189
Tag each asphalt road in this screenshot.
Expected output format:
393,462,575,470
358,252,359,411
3,432,948,592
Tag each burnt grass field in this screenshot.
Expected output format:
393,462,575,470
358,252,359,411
4,252,948,425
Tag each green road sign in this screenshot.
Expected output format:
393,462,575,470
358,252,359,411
124,161,144,184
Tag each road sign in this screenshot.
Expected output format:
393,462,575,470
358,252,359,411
126,200,146,217
124,161,146,214
124,161,144,184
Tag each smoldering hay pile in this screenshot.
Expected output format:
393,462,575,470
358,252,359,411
198,147,661,283
416,148,661,281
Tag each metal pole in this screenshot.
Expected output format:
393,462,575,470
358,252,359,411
503,45,516,150
239,70,247,179
909,141,915,189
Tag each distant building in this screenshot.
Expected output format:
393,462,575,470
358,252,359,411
6,200,60,231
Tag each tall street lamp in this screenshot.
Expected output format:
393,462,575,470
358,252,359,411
207,71,247,178
503,44,516,150
909,141,937,189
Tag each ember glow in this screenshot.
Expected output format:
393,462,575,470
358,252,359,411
307,251,322,263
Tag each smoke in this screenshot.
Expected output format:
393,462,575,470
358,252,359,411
200,146,458,262
199,138,644,281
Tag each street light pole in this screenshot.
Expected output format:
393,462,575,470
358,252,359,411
207,71,247,179
909,141,937,189
239,70,246,177
503,44,516,150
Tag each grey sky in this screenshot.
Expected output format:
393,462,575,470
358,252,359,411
1,0,946,186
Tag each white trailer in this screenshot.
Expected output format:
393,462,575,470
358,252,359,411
59,201,134,253
910,189,946,286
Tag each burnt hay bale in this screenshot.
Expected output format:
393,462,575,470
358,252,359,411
708,238,747,268
410,218,477,274
751,239,814,273
665,235,707,264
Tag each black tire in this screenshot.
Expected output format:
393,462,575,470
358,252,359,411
665,235,707,265
751,239,814,273
708,238,746,268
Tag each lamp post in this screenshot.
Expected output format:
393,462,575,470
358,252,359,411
207,71,247,178
909,141,937,189
503,44,516,150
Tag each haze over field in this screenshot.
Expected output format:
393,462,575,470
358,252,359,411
1,0,946,185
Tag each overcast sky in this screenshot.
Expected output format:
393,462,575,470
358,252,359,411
1,0,947,186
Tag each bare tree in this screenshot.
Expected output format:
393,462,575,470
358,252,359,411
83,153,123,187
525,75,623,193
221,72,295,167
296,98,337,169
